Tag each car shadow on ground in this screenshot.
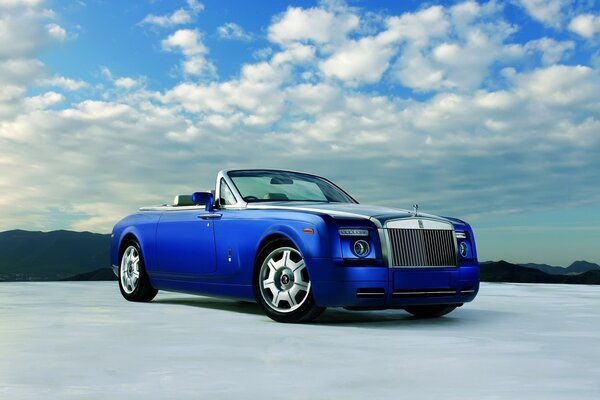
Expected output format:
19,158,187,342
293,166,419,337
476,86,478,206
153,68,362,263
153,297,265,316
312,307,510,328
153,296,511,327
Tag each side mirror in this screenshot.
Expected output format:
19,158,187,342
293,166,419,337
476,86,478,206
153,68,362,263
191,192,214,211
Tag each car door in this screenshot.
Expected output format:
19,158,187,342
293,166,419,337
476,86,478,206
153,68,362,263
155,208,219,277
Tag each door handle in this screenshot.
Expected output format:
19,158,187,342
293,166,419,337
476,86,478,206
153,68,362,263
198,213,222,219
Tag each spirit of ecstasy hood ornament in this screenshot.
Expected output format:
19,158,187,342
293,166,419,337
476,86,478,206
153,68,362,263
412,204,418,216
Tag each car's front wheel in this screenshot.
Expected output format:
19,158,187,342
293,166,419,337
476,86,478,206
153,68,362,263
404,304,458,318
254,240,325,323
119,240,158,302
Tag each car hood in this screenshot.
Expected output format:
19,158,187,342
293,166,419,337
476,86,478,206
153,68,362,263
247,202,452,227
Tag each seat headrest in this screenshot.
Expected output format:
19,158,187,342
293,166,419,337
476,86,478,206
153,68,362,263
173,194,195,206
263,192,289,201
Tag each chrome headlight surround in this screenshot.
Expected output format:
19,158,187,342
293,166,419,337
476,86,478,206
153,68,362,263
352,240,370,258
339,227,375,260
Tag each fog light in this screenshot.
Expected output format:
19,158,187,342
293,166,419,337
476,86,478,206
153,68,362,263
459,242,469,258
353,240,370,257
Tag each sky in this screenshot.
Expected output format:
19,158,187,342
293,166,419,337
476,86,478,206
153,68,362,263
0,0,599,266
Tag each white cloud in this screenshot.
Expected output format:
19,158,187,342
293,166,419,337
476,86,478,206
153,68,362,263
390,3,520,92
265,2,521,91
0,0,44,7
186,0,203,13
37,75,88,90
24,91,64,110
140,0,203,27
46,23,66,40
285,83,341,115
161,29,215,77
512,64,600,106
142,9,193,27
384,5,450,48
319,36,394,86
524,38,574,65
268,6,359,45
98,68,143,91
0,84,25,119
217,22,251,41
473,90,517,109
394,48,446,91
0,0,68,125
0,85,24,101
271,43,315,66
0,58,44,85
515,0,571,28
162,29,206,55
59,100,136,121
114,77,138,89
569,14,600,39
0,8,44,57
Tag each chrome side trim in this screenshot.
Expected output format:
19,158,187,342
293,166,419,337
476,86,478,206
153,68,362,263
139,205,204,211
356,294,386,299
392,289,457,297
356,288,386,298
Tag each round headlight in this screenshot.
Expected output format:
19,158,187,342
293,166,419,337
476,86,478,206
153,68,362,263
353,240,370,258
459,241,469,258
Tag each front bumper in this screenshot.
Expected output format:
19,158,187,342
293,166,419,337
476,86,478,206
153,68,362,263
307,258,479,308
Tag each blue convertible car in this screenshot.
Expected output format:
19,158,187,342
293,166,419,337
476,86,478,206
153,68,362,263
111,169,479,322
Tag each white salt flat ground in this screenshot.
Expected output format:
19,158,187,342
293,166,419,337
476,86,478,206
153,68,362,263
0,282,599,400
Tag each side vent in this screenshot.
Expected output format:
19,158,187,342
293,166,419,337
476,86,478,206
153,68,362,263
356,288,385,298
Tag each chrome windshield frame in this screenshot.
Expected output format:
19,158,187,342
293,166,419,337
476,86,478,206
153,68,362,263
216,169,358,208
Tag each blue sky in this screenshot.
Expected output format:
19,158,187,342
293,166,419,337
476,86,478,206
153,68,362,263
1,0,600,266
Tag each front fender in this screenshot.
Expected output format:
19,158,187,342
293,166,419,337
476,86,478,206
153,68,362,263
110,212,161,272
258,220,329,261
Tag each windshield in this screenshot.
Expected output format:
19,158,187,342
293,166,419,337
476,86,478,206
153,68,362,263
228,170,356,203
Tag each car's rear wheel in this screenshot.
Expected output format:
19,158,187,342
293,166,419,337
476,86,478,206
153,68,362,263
404,304,458,318
119,240,158,302
254,240,325,323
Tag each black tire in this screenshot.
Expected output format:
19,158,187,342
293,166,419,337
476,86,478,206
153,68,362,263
118,239,158,302
404,304,458,318
254,239,325,323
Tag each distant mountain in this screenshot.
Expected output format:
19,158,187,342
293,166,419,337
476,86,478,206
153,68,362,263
566,261,600,274
481,261,600,285
0,230,110,281
518,261,600,276
519,263,567,275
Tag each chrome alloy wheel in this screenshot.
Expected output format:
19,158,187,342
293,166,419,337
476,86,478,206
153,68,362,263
258,247,311,313
120,245,140,294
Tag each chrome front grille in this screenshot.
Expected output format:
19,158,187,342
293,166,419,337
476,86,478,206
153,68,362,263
388,228,457,267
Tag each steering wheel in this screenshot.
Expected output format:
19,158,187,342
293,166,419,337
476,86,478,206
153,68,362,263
243,196,260,201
